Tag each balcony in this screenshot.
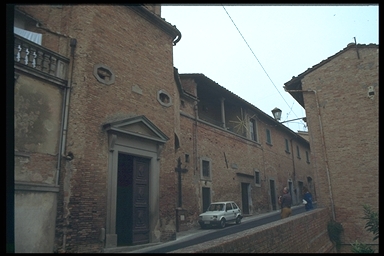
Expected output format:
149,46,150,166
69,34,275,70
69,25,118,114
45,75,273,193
14,34,70,84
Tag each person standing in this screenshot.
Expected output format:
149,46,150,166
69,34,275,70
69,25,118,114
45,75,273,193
302,187,314,211
278,187,292,219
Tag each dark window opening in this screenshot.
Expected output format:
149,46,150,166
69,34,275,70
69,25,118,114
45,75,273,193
174,133,180,151
93,64,115,85
97,67,112,81
160,93,170,104
285,139,290,153
250,119,258,141
202,160,210,178
266,129,271,144
255,171,260,185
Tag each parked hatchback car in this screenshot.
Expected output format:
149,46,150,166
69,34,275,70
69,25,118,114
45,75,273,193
198,201,243,229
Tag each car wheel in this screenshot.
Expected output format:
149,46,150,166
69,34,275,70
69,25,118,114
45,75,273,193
219,218,226,228
236,216,242,224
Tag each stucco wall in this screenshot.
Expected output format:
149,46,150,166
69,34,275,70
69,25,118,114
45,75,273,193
14,75,62,184
14,191,58,253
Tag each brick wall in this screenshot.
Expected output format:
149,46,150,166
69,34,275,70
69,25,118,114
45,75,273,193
17,5,180,252
173,208,335,253
178,74,315,226
300,45,379,246
57,5,178,252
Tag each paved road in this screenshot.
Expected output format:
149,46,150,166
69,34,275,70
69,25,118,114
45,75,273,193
119,204,316,253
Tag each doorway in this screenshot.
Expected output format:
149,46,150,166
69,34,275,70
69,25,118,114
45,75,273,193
202,187,211,212
104,115,169,248
241,183,250,214
116,153,150,246
270,180,277,210
288,181,294,205
297,181,304,203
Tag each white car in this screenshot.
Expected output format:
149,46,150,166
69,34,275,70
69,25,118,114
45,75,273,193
198,201,243,229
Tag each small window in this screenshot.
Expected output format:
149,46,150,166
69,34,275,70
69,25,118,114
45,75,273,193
202,160,209,177
232,203,238,209
266,129,272,144
285,139,290,153
249,119,258,142
160,92,170,103
306,151,310,163
157,90,172,107
296,145,301,159
174,133,180,150
93,64,115,85
226,203,233,210
254,169,261,186
201,158,211,180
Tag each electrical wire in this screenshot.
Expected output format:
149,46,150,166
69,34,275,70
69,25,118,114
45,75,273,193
222,5,305,128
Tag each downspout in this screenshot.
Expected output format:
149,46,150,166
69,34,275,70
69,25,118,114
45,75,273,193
289,138,296,204
285,88,336,221
220,98,226,129
353,37,360,59
260,145,270,208
56,38,77,186
193,101,199,176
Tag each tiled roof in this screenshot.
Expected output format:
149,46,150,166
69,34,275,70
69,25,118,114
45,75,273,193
285,43,378,86
178,73,309,144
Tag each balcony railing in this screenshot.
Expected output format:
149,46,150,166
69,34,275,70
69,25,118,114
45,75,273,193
14,34,69,81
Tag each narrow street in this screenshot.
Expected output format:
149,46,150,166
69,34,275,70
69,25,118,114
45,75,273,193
103,204,314,253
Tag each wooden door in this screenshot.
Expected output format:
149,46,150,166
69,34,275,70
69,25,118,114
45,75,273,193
131,157,150,245
116,154,149,246
202,187,211,212
270,180,277,210
241,183,250,214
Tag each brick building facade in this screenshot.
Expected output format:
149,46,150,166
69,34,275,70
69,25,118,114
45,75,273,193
175,73,314,228
284,43,379,251
13,4,315,253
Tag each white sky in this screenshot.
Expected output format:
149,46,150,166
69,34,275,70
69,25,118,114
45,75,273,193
161,4,379,132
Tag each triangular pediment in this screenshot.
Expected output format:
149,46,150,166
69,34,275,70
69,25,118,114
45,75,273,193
103,115,169,143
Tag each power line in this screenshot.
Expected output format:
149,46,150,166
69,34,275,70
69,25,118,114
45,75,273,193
222,5,305,128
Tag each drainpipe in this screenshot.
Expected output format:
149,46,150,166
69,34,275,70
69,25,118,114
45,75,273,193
353,37,360,59
289,138,297,204
56,38,77,186
220,98,226,129
284,88,336,221
193,101,199,176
